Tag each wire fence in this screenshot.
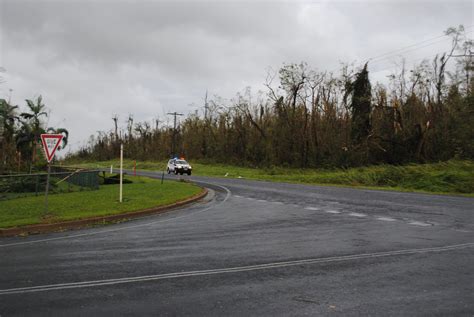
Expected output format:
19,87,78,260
0,167,100,201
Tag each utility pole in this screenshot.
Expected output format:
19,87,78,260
204,90,208,120
112,115,119,142
154,117,162,131
167,111,183,157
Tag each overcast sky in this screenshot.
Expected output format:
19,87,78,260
0,0,472,155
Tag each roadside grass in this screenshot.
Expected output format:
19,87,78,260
0,176,90,201
0,175,202,228
64,159,474,196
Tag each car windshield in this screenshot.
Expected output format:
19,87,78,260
175,160,187,164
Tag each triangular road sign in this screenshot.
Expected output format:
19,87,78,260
41,134,64,162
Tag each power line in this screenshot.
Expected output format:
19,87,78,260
370,28,473,67
368,35,448,63
368,37,451,65
369,54,438,76
371,32,474,76
330,25,473,74
369,25,473,63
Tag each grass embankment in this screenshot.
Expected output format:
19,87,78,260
67,159,474,196
0,175,201,228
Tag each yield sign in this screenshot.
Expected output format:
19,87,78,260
41,134,64,162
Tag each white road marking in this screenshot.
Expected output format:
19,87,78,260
256,199,268,203
304,207,320,211
348,212,367,218
233,195,242,198
1,242,472,295
376,217,397,222
408,221,432,227
246,197,255,200
272,202,284,205
0,181,232,248
325,210,341,214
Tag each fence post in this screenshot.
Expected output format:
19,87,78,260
35,174,39,196
44,163,51,214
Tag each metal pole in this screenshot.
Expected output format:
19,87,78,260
44,163,51,214
119,144,123,203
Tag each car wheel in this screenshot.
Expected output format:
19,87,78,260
187,171,192,175
179,172,183,175
174,169,178,175
167,168,170,174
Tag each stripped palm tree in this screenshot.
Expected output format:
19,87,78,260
0,99,20,172
20,95,48,166
0,99,19,139
46,127,69,150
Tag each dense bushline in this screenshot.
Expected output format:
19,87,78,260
67,159,474,195
70,26,473,168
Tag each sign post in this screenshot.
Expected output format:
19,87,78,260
40,134,63,214
119,144,123,203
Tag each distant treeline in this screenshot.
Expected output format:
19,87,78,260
70,26,473,168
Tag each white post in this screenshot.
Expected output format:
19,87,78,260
110,165,113,174
119,144,123,203
44,162,51,215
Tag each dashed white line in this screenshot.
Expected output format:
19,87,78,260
256,199,268,203
304,207,320,211
348,212,367,218
408,221,432,227
325,210,341,214
272,202,284,205
376,217,397,222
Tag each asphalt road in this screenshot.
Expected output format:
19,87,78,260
0,171,473,316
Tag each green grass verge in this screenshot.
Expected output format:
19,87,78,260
0,176,90,201
0,175,201,228
65,159,474,196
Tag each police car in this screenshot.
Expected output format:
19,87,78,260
167,158,192,175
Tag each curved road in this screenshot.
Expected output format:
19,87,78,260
0,172,473,316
